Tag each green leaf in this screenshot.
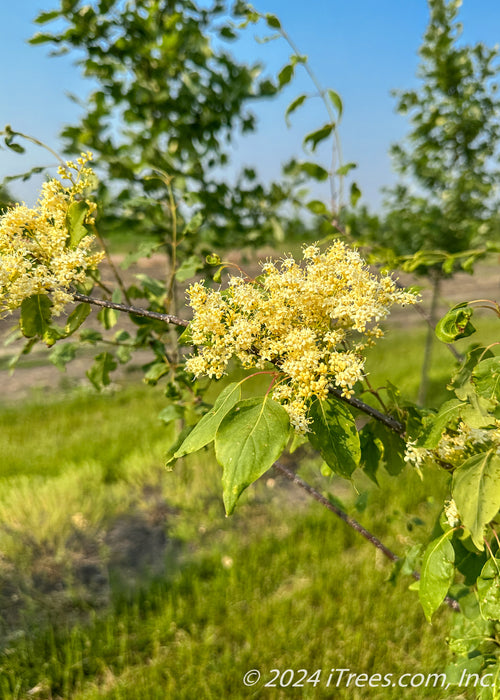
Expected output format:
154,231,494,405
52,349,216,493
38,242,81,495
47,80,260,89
419,530,455,622
158,405,185,425
49,342,77,371
450,345,493,400
285,94,307,125
5,142,25,154
278,64,294,87
336,162,357,176
34,10,60,23
175,255,202,282
359,424,383,485
327,89,343,118
215,396,290,514
86,352,117,390
435,303,476,343
66,200,90,248
297,162,329,181
183,211,203,234
265,13,281,29
29,32,57,44
308,397,360,478
419,398,464,448
477,558,500,620
97,307,118,330
20,295,52,338
349,182,362,207
167,382,241,464
373,422,406,476
303,123,334,152
460,394,496,430
65,303,91,335
205,253,221,265
453,451,500,550
306,200,330,216
472,358,500,403
178,324,193,346
143,361,169,385
135,274,166,304
120,240,160,270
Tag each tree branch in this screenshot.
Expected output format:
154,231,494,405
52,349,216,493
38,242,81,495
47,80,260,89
71,291,189,328
71,292,405,434
273,461,460,613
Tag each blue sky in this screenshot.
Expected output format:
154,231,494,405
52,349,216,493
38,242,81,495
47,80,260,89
1,0,500,209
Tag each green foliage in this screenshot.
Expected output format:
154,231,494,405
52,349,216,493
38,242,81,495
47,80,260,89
30,0,300,251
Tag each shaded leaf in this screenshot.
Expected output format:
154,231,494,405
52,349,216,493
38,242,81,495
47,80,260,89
308,397,360,478
373,422,406,476
20,295,52,338
265,13,281,29
158,405,185,425
49,342,77,371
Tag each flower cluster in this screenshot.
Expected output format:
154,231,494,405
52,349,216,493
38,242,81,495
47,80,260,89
185,241,418,432
0,153,103,318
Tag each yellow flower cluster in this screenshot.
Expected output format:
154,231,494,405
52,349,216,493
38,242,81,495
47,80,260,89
186,241,417,432
0,153,103,318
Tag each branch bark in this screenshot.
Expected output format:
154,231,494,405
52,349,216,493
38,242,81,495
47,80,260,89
273,461,460,613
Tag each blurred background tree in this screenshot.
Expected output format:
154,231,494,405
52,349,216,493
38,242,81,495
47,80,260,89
348,0,500,404
30,0,306,258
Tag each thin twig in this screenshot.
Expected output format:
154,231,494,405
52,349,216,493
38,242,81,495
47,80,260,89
273,461,460,613
329,387,405,435
71,291,189,328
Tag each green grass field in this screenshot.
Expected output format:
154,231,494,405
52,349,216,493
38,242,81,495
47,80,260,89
0,316,496,699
